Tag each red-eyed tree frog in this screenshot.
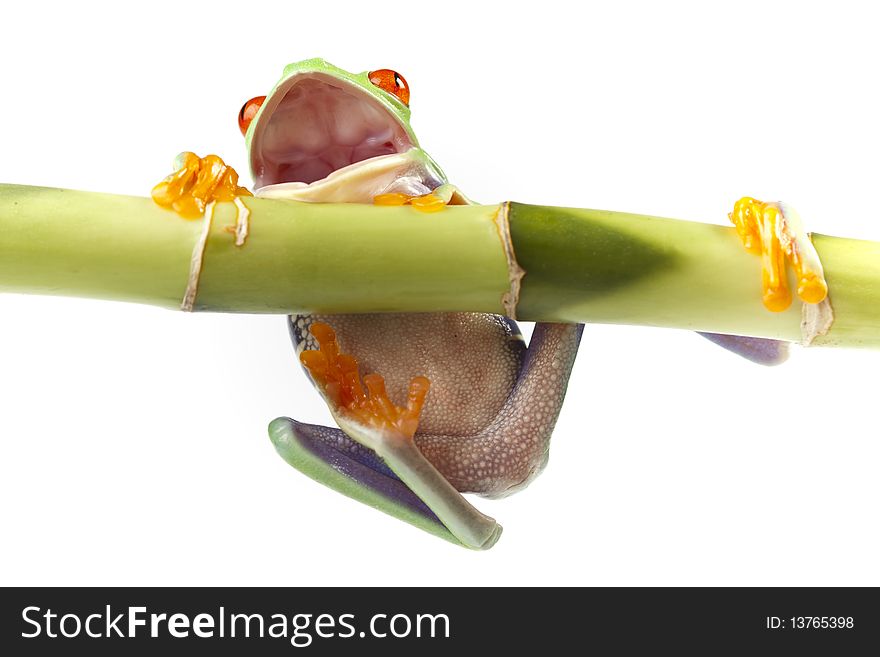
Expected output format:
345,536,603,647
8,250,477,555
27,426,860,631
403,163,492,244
152,59,791,549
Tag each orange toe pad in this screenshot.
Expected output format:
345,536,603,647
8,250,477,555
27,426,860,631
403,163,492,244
372,191,447,213
728,197,828,312
152,152,252,219
300,322,430,440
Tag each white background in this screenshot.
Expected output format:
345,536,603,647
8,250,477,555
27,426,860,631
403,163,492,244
1,0,879,586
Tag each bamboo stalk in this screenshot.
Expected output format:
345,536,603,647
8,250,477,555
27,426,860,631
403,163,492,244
507,204,880,347
1,183,878,347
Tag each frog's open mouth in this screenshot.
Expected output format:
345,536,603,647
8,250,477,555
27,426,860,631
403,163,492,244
250,73,414,190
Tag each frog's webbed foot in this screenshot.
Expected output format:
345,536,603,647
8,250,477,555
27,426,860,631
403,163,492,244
151,151,252,219
281,322,502,550
698,197,831,365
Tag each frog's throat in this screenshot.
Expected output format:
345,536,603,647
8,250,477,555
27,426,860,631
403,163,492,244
249,72,415,192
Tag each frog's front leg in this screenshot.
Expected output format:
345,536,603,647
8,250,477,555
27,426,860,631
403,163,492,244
151,151,252,218
699,197,831,363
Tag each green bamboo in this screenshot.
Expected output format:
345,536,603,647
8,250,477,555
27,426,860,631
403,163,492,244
1,183,878,348
507,204,880,347
0,184,510,314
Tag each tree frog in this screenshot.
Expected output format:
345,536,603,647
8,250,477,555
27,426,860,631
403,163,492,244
152,59,788,549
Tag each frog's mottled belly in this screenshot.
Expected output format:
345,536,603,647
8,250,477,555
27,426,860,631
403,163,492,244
289,312,526,436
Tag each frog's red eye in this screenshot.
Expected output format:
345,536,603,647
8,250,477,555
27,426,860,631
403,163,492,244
368,69,410,106
238,96,266,136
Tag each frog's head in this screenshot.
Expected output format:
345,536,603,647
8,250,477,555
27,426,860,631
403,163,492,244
241,59,435,195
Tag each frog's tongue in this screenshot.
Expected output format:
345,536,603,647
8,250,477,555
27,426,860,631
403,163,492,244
250,74,413,190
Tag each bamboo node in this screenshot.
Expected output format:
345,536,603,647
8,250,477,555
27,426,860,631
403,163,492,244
181,201,215,312
801,296,834,345
231,196,250,247
494,201,525,319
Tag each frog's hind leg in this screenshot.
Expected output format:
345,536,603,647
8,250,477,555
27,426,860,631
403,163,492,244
697,333,789,366
291,315,583,499
268,418,462,545
277,315,580,547
279,316,504,550
415,322,584,498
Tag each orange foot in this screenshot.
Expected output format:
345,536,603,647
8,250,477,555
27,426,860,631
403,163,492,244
299,322,431,440
728,197,829,312
152,152,252,219
372,191,447,213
